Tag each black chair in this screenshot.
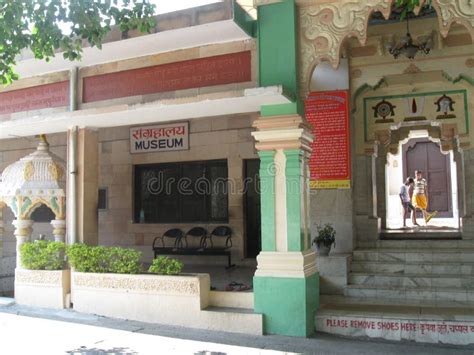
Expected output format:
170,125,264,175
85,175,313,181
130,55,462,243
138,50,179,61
203,226,234,268
183,227,208,250
207,226,232,249
152,228,184,257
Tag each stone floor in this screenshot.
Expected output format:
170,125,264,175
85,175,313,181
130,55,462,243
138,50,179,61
182,263,256,291
0,300,472,354
387,217,459,230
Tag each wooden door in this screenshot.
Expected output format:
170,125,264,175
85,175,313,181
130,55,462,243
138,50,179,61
403,139,452,217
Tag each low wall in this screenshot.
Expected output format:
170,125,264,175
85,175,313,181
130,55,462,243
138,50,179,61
72,272,210,325
15,269,71,309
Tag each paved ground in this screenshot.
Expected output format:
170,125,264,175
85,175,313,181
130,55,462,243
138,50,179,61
0,300,473,355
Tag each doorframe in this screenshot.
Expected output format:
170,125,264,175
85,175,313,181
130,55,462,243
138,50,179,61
402,138,453,217
243,159,261,258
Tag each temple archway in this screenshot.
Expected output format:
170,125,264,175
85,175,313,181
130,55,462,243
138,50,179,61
0,136,66,268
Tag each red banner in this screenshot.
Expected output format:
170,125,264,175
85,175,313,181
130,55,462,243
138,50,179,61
0,81,69,115
83,51,251,103
305,90,351,189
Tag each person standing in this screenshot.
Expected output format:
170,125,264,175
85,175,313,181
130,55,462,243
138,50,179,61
412,170,437,225
400,177,417,228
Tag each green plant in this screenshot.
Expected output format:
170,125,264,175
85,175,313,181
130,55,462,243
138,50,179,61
312,223,336,248
395,0,432,20
20,240,66,270
148,256,183,275
66,244,142,274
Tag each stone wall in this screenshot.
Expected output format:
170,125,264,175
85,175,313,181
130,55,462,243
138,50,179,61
0,113,257,280
98,114,258,261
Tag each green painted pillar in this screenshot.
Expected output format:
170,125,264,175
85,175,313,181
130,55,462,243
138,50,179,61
258,150,276,252
252,115,319,337
258,0,303,116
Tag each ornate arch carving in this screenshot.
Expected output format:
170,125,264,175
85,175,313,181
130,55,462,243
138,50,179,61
298,0,474,96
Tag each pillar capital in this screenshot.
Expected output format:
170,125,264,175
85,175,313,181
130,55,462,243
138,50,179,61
251,114,313,152
12,219,34,237
51,219,66,243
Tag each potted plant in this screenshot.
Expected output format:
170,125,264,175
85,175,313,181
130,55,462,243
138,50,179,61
312,223,336,256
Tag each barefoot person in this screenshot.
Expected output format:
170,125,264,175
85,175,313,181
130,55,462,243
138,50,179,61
400,177,417,228
412,170,437,225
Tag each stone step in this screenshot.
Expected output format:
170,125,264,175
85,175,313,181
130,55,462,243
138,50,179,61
321,295,474,308
201,306,263,335
349,272,474,289
353,248,474,263
209,290,254,309
315,301,474,345
351,261,474,275
351,260,474,275
379,230,462,240
358,239,474,249
345,284,474,304
357,240,474,249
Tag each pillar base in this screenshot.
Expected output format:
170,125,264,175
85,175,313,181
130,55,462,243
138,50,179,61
254,250,319,337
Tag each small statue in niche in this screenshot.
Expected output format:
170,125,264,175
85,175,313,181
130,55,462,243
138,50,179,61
372,99,396,123
435,94,456,119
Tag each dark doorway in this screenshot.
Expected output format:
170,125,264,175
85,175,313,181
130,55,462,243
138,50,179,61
403,139,452,217
244,159,261,258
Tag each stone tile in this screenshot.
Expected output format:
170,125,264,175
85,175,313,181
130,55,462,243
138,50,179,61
406,264,432,274
352,251,378,262
406,290,435,302
432,264,460,275
377,288,406,300
403,277,432,288
350,275,375,286
405,252,432,263
432,277,462,288
378,252,405,262
377,276,404,287
435,290,468,303
346,287,377,298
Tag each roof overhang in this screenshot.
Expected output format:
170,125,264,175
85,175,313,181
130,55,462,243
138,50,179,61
14,2,254,78
15,20,251,78
0,86,291,139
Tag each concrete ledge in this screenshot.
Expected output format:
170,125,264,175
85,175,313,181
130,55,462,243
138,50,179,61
209,290,254,309
317,253,351,295
71,271,262,335
15,269,71,309
72,272,210,324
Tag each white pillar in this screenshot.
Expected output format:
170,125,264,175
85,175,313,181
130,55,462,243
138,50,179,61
12,219,34,269
51,219,66,242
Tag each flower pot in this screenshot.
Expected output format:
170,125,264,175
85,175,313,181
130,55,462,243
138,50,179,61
317,245,331,256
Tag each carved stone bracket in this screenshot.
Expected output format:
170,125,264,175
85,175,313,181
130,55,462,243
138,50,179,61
297,0,474,96
368,122,467,156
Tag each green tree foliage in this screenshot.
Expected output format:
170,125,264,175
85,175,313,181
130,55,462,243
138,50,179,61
20,240,67,270
0,0,156,84
396,0,433,20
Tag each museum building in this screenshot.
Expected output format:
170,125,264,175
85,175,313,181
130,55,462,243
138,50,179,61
0,0,473,345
